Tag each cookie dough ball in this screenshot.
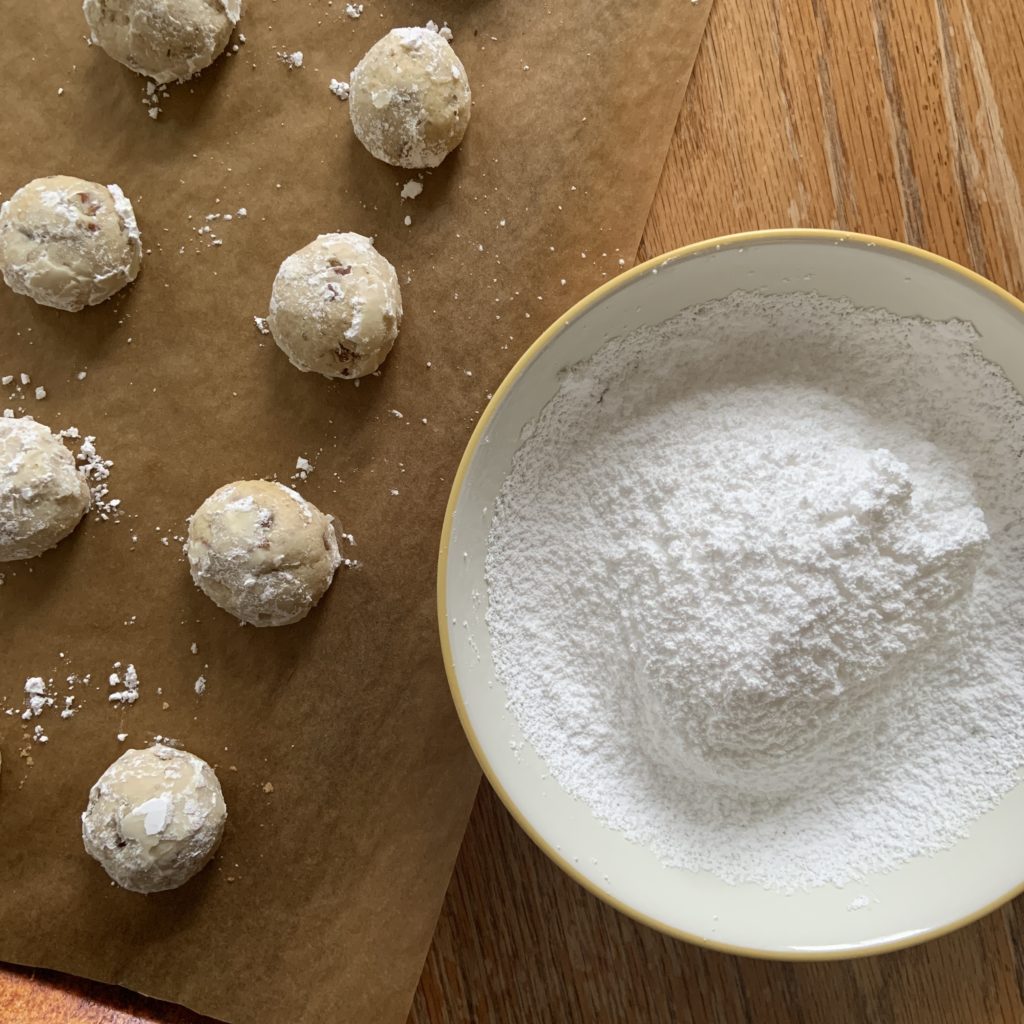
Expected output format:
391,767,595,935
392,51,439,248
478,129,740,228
83,0,242,84
82,744,226,894
186,479,341,627
349,27,471,168
0,176,141,312
269,232,402,380
0,417,91,562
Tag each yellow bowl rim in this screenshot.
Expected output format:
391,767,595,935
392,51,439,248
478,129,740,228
436,227,1024,961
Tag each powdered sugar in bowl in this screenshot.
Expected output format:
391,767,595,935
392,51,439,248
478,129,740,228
439,229,1024,958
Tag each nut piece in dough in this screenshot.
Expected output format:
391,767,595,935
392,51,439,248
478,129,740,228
186,479,342,627
269,232,402,380
83,0,242,84
0,175,141,312
0,417,91,562
349,27,471,168
82,744,226,894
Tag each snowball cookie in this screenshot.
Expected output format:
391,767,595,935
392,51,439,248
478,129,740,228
82,744,226,894
269,232,402,380
0,175,141,312
186,479,341,626
0,417,91,562
83,0,242,84
349,27,471,168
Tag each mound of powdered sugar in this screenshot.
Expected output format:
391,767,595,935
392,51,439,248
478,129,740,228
485,290,1024,891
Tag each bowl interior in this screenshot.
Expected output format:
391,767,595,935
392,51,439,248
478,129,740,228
440,232,1024,957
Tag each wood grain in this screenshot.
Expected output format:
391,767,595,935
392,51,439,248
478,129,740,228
5,0,1024,1020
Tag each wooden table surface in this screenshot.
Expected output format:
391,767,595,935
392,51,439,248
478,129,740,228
5,0,1024,1021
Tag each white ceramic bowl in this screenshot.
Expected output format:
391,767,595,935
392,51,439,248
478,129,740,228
438,229,1024,959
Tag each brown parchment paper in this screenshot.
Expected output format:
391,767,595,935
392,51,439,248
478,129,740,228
0,1,712,1021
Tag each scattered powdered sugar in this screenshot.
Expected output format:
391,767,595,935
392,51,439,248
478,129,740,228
425,19,453,40
486,291,1024,891
65,431,121,520
141,80,169,119
336,530,360,569
2,658,144,747
21,677,53,721
108,663,140,704
191,207,247,249
292,455,315,481
278,50,304,69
